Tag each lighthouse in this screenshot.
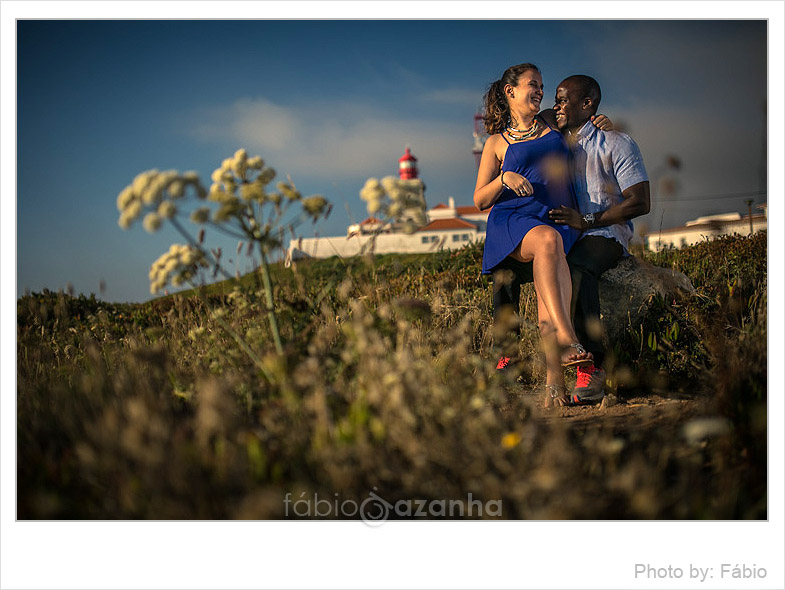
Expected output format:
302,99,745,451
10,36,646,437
472,112,486,169
396,146,426,213
398,146,418,180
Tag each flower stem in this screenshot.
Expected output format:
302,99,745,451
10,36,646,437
197,290,275,383
259,247,284,355
170,217,234,281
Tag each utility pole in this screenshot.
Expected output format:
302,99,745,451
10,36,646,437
745,198,754,234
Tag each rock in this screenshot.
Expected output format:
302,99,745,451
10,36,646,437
598,256,696,345
600,393,619,409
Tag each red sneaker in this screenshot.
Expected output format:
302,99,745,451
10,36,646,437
496,356,512,371
572,364,606,404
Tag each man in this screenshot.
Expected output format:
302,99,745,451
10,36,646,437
548,74,650,404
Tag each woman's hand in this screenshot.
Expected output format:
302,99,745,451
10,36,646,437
502,171,534,197
590,114,614,131
548,205,584,229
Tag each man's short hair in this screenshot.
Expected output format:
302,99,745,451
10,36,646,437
563,75,602,114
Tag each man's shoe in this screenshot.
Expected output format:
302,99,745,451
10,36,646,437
496,356,512,371
572,365,606,404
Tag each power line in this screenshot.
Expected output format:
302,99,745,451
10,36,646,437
658,190,767,203
659,204,755,210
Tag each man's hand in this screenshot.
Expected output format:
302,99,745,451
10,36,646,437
548,205,584,229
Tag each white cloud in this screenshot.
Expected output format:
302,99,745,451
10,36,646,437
419,88,481,108
230,99,299,151
187,97,472,180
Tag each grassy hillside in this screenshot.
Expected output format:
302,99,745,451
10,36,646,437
17,231,767,519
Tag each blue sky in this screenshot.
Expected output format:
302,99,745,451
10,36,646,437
15,18,769,302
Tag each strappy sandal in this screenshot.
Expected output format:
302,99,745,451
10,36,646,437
544,384,569,407
561,343,594,368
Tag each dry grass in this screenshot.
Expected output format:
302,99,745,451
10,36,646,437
17,232,767,519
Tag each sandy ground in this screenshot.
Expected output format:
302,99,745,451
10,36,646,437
547,394,702,429
500,384,709,436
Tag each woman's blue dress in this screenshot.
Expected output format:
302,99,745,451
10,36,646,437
481,130,581,274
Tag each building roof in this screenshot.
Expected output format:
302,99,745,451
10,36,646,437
456,205,484,216
359,216,384,225
685,213,741,226
644,213,767,236
430,202,484,215
418,218,478,232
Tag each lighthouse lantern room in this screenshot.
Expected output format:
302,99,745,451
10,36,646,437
398,146,418,180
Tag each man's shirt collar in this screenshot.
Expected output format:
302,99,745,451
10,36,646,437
574,119,598,141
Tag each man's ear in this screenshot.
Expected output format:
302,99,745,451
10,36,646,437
582,97,593,111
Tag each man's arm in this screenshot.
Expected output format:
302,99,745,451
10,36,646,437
587,180,650,228
548,181,650,230
537,108,558,130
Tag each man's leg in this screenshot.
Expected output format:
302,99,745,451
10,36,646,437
567,236,623,402
567,236,624,366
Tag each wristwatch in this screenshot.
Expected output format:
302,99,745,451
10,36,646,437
582,212,595,227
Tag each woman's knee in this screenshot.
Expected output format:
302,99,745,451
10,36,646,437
530,227,564,257
517,226,566,264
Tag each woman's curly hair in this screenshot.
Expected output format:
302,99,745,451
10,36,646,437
482,63,540,135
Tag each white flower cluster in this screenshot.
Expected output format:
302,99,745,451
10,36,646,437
208,149,278,222
120,149,333,288
148,244,207,294
360,176,428,234
301,195,329,220
117,169,205,231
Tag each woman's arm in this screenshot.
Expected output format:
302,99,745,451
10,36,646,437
538,108,613,131
473,136,505,211
591,114,614,131
473,135,533,210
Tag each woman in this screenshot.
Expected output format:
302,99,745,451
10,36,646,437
473,62,591,407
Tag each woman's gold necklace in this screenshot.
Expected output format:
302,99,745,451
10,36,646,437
506,118,539,141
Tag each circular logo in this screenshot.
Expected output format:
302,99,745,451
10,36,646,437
360,488,391,527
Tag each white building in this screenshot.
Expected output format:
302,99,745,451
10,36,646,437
288,197,488,261
644,205,767,251
287,147,489,261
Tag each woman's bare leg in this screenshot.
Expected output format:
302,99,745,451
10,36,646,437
511,225,591,365
536,290,561,385
536,290,569,406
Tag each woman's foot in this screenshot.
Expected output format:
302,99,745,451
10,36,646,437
560,343,593,368
543,384,569,408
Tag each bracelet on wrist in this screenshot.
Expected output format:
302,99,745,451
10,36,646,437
500,171,512,191
582,212,596,227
